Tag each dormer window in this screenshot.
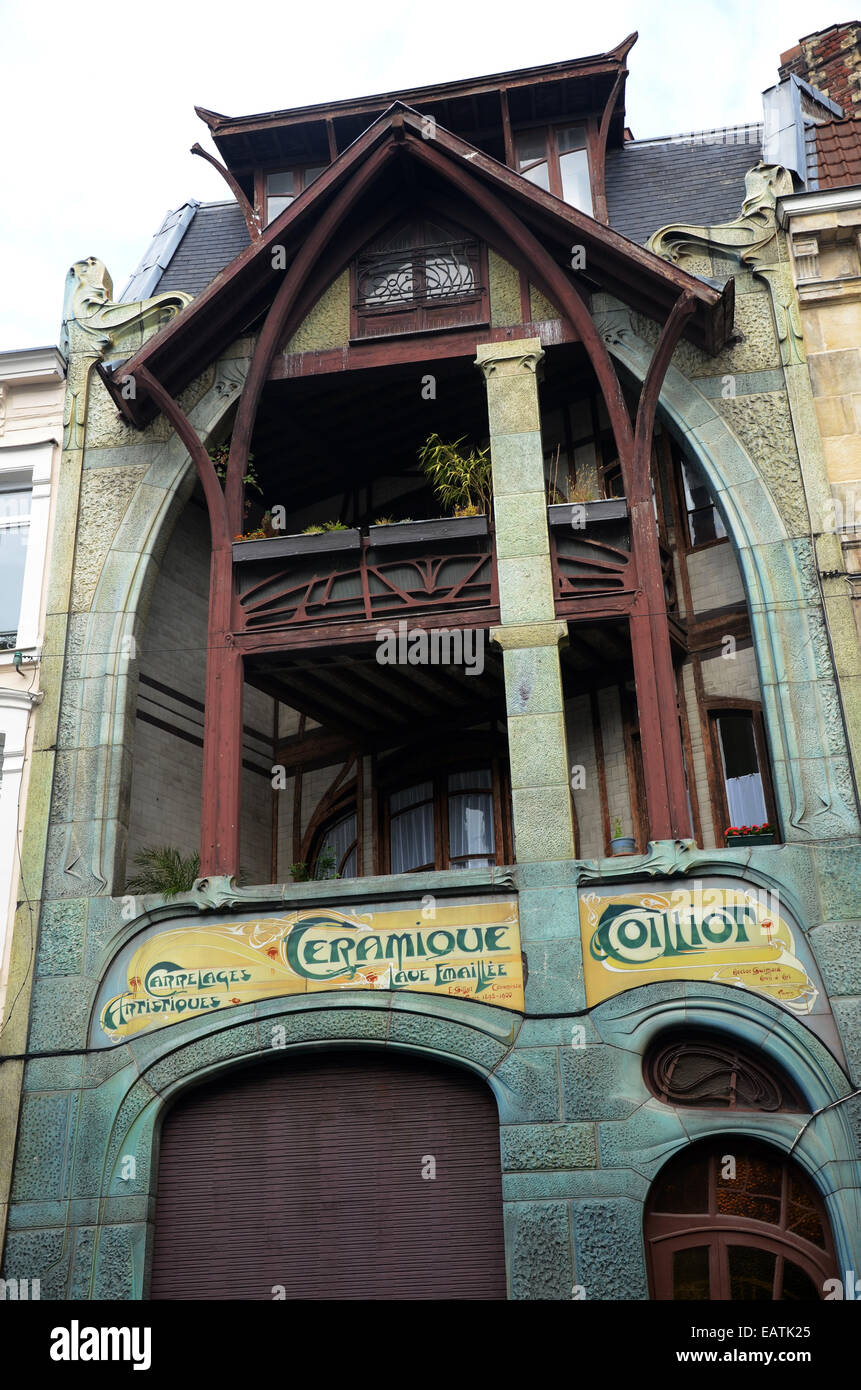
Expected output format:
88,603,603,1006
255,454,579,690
265,165,327,222
514,124,593,215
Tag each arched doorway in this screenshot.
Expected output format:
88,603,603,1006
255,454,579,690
150,1049,506,1300
645,1139,838,1300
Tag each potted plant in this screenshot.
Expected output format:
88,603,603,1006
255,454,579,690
126,846,201,897
610,816,636,856
418,433,492,518
724,822,775,846
233,516,361,561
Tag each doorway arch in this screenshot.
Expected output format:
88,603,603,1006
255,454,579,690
149,1047,506,1300
645,1138,839,1300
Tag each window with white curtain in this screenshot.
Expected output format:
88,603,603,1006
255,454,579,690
390,781,435,873
313,810,358,879
714,712,769,828
0,481,31,649
389,766,497,872
447,769,494,868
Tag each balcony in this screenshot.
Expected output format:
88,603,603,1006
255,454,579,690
548,499,635,621
234,513,498,647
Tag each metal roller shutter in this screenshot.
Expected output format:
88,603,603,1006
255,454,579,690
150,1049,506,1299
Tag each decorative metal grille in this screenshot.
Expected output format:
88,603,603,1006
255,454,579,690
645,1035,804,1111
356,240,480,310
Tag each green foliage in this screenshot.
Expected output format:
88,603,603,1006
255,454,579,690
611,816,624,840
290,861,310,881
301,519,349,534
208,442,262,498
418,433,492,517
314,847,339,881
126,846,200,898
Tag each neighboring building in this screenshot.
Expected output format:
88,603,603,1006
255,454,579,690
2,32,860,1301
773,22,861,805
0,347,64,1011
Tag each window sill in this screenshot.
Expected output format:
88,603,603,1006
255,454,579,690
686,535,729,555
350,315,489,345
0,644,40,668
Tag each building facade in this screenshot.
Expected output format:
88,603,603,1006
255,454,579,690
1,32,860,1300
0,347,64,1015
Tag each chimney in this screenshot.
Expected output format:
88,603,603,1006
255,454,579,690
778,21,861,111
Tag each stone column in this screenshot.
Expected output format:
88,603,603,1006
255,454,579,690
476,338,575,863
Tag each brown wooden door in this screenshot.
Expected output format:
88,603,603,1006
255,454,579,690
645,1142,838,1300
150,1049,506,1300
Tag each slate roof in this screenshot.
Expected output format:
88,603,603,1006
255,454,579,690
133,129,758,302
120,202,199,302
606,130,761,245
814,115,861,188
155,200,251,296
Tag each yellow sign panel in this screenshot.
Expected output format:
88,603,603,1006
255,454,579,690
580,885,818,1013
99,902,522,1040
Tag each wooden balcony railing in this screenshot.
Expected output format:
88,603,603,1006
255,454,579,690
234,515,498,646
548,500,638,621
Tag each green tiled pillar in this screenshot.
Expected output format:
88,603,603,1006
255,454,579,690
476,338,575,863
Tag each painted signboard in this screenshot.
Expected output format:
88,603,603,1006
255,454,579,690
94,901,522,1043
580,881,819,1014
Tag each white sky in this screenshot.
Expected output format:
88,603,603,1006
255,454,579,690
0,0,847,351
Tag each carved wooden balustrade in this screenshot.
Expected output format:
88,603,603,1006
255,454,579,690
233,515,499,649
549,500,638,622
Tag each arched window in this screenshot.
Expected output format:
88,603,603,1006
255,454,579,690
644,1032,805,1112
311,809,358,880
645,1140,837,1300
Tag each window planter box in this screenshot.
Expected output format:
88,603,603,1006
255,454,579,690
232,529,361,563
368,515,489,548
548,499,628,529
724,832,775,846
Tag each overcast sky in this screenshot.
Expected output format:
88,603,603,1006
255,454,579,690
0,0,846,351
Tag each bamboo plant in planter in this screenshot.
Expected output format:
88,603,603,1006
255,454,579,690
418,433,492,518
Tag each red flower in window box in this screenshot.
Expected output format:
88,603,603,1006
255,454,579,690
725,822,774,843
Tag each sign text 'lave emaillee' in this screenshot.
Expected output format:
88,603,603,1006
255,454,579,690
95,902,522,1042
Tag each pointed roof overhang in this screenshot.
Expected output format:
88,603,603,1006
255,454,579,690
197,35,637,175
104,104,734,428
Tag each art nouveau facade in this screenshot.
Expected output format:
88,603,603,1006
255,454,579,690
1,34,860,1300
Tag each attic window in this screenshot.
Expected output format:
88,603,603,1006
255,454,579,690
514,124,593,215
265,165,327,222
352,218,487,339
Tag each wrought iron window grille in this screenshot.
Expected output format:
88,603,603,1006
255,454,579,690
355,239,482,314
